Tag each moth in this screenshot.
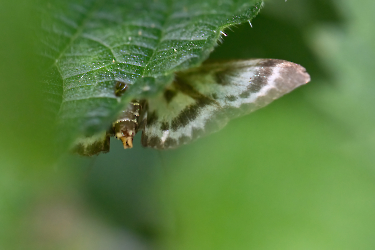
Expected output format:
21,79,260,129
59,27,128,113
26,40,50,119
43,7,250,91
73,59,310,156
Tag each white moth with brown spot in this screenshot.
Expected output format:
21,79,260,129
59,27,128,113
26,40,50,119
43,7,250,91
73,59,310,156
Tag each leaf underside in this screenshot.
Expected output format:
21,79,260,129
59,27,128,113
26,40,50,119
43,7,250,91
40,0,263,149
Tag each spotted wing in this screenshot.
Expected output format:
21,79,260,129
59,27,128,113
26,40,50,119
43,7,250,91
141,59,310,149
71,131,111,156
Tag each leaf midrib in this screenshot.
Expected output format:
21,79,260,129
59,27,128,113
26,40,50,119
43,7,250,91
140,2,173,77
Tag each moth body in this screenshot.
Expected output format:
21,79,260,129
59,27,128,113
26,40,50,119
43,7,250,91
113,100,145,149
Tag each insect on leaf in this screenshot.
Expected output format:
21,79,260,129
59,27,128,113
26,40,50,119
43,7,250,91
39,1,310,155
41,0,265,154
73,59,310,155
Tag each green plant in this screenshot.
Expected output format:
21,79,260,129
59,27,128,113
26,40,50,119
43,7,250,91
1,0,375,249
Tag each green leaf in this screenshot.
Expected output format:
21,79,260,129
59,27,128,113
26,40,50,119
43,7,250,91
41,0,263,149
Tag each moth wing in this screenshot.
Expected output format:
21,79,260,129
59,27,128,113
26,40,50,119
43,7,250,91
141,59,310,149
71,131,111,156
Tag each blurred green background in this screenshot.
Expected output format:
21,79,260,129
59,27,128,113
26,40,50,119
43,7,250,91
1,0,375,249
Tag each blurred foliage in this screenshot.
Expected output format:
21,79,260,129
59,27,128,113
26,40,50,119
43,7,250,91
1,0,375,249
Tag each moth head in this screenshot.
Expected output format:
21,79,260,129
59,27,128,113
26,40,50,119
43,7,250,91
114,121,136,149
118,134,134,149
